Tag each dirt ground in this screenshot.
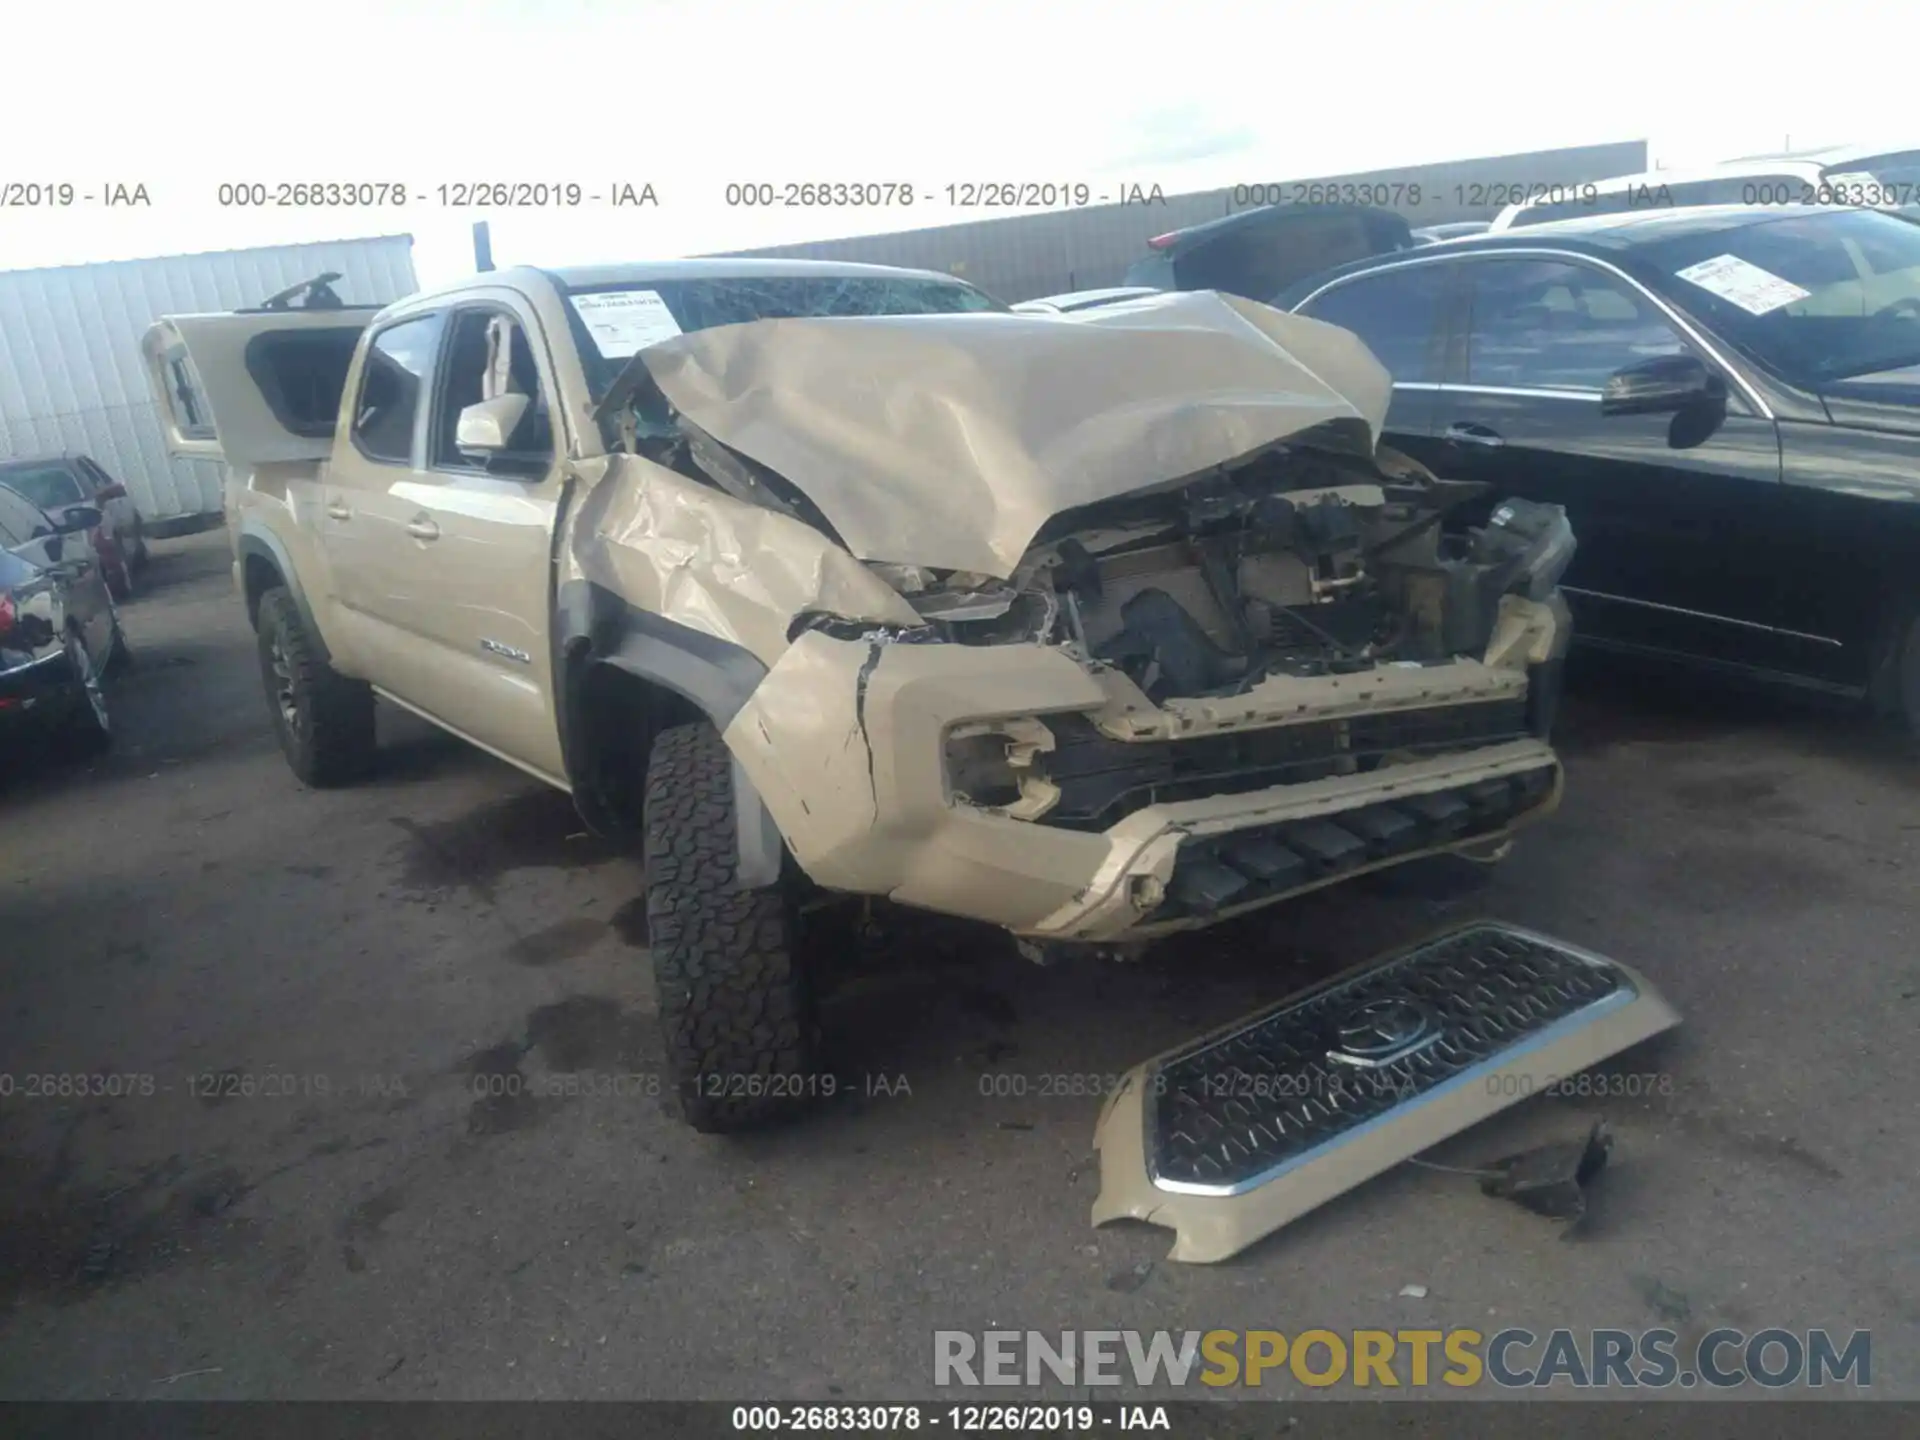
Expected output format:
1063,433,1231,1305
1,530,1915,1400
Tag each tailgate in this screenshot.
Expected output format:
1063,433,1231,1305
1092,920,1679,1262
141,309,376,465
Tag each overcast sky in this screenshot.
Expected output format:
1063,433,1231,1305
0,0,1906,288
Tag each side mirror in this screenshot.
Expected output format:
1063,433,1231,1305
455,394,530,457
1600,353,1725,416
57,506,103,534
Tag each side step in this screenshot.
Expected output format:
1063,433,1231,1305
1091,921,1679,1263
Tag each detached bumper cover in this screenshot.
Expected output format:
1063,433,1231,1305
1091,921,1679,1262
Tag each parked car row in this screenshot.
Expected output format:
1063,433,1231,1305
1274,203,1920,731
1489,144,1920,231
0,452,143,764
0,453,147,600
1033,192,1920,737
0,482,128,758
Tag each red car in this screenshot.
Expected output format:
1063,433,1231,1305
0,453,148,601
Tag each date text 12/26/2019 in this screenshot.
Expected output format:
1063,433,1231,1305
730,1404,1170,1432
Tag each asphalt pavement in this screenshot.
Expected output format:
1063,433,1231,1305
1,530,1914,1400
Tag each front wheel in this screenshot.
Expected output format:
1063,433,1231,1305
643,721,820,1133
255,586,375,787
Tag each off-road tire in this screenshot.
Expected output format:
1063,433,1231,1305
643,721,819,1133
256,586,375,787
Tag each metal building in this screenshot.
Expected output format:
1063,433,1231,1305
0,235,417,532
713,141,1648,301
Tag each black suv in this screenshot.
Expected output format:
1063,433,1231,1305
1123,203,1414,302
1274,203,1920,733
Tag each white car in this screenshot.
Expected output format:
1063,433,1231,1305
1011,286,1163,314
1489,143,1920,232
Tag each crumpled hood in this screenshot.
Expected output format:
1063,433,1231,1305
628,290,1391,577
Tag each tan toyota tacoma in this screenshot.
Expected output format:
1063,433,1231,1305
144,259,1627,1156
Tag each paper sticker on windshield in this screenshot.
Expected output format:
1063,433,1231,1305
569,289,683,358
1674,254,1811,316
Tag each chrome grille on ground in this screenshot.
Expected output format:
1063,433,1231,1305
1147,923,1633,1195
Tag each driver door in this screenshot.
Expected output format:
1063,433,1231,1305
1435,255,1792,671
321,293,569,782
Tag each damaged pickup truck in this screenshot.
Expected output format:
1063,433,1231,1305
145,259,1621,1145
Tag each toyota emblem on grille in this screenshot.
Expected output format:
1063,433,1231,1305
1328,995,1440,1068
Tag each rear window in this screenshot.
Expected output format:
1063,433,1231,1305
1171,211,1410,301
565,275,1004,395
246,328,365,438
0,463,84,510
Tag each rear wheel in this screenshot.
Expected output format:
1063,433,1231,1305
1896,612,1920,742
60,625,112,757
643,721,820,1133
103,544,133,602
255,586,375,787
103,594,132,676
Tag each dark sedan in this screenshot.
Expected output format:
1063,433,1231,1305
0,484,125,757
1275,204,1920,733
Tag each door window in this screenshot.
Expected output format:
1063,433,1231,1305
430,310,555,479
0,487,52,549
351,313,444,464
1297,263,1451,382
162,346,216,439
1464,259,1688,391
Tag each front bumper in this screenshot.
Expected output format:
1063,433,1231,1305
0,645,83,730
728,632,1564,942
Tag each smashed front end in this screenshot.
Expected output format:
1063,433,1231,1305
594,291,1575,943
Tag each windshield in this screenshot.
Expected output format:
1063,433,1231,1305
1643,208,1920,384
566,274,1004,396
1833,151,1920,186
0,463,84,510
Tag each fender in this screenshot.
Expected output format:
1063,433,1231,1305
553,578,785,889
236,522,330,663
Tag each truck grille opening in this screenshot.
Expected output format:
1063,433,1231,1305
1154,764,1555,920
1039,699,1530,832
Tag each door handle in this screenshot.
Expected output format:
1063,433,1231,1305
325,500,352,521
1444,421,1505,449
405,515,441,542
